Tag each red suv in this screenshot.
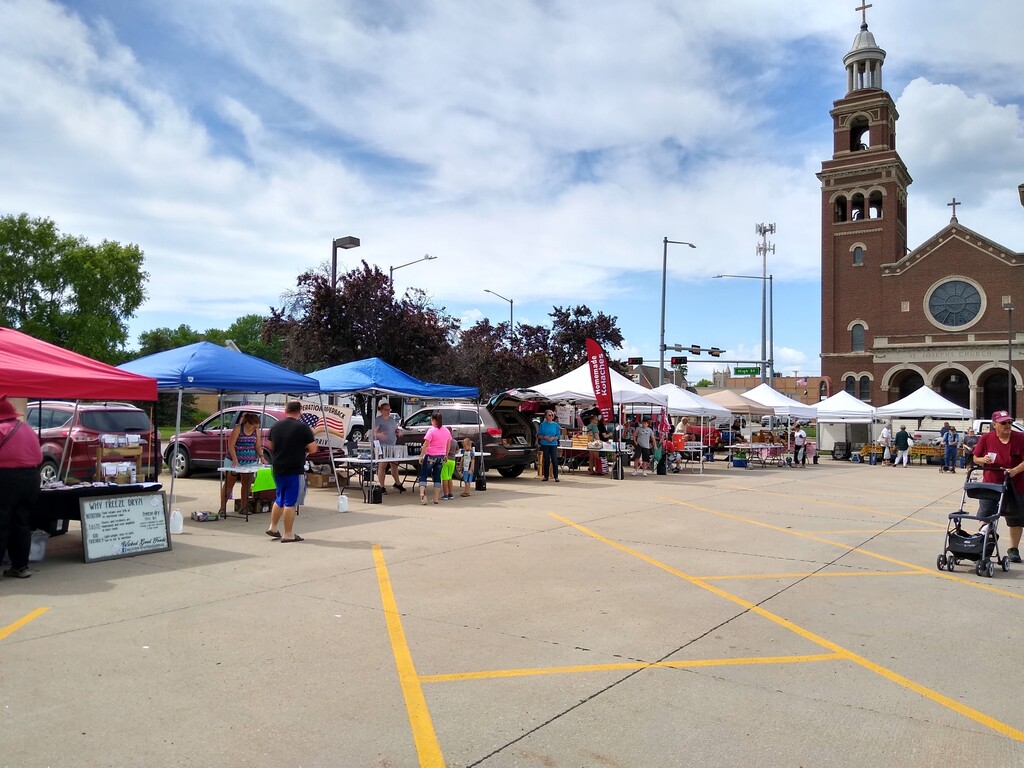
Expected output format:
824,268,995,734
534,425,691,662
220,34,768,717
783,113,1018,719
164,406,337,477
26,401,162,483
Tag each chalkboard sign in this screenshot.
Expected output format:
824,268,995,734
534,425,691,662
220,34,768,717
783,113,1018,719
79,491,170,563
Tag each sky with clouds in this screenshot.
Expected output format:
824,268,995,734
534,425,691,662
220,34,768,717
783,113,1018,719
1,0,1022,383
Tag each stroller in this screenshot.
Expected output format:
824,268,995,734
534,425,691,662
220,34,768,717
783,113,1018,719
937,467,1012,578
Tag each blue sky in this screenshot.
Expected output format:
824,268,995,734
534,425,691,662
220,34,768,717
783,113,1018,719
2,0,1022,383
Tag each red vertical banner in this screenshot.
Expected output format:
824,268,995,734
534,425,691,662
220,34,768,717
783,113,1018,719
586,338,615,424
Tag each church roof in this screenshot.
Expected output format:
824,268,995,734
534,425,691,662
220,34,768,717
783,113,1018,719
882,220,1022,275
849,24,879,52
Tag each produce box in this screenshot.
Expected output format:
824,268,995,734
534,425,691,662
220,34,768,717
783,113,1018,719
306,473,337,488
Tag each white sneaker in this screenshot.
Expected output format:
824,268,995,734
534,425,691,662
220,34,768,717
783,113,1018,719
642,471,648,477
631,469,638,476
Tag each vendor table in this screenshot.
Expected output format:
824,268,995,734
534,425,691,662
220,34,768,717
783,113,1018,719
334,456,421,502
726,443,786,468
32,482,164,537
217,465,275,520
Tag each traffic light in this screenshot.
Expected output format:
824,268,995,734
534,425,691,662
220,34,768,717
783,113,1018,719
688,345,701,355
626,356,643,366
708,347,722,357
670,356,688,366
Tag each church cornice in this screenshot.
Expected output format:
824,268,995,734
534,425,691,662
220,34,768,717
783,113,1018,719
881,223,1022,274
830,92,898,119
819,154,907,174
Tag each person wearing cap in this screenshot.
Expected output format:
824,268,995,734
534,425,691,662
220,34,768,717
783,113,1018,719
893,425,911,467
973,410,1024,563
373,401,406,494
0,395,44,578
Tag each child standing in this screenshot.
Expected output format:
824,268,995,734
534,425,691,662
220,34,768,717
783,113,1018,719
460,437,476,497
440,437,458,500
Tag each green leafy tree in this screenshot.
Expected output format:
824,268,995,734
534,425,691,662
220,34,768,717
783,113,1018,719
266,261,458,421
0,213,147,361
695,378,713,387
134,325,205,427
440,319,552,398
225,314,283,364
547,305,625,377
137,325,204,356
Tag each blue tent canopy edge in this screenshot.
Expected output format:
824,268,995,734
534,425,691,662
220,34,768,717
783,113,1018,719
307,357,477,399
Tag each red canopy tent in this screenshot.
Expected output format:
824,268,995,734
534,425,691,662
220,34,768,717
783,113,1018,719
0,327,157,401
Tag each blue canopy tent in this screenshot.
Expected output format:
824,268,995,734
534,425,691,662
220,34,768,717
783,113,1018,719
120,341,320,393
120,342,323,509
307,357,477,399
307,357,483,479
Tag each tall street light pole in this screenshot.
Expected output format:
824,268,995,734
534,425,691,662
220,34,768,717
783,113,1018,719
1006,300,1015,417
660,237,697,386
484,289,514,336
332,236,360,289
389,253,436,285
714,273,774,385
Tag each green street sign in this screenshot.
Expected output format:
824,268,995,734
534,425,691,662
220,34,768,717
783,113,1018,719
734,367,760,376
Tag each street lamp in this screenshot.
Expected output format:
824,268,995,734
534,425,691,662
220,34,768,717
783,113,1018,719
660,237,697,386
714,273,774,385
331,236,360,289
1006,300,1015,417
484,289,514,334
389,253,436,285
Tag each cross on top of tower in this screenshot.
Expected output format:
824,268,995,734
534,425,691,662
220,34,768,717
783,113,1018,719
947,197,962,221
855,2,873,27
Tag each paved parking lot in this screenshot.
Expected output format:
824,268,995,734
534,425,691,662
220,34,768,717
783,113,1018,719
3,460,1024,767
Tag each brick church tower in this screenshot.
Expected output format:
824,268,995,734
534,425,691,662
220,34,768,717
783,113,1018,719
818,10,1021,418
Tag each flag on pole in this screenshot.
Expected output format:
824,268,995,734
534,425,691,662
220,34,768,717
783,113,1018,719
585,338,615,424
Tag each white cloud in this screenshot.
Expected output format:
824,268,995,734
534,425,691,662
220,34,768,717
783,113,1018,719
0,0,1019,378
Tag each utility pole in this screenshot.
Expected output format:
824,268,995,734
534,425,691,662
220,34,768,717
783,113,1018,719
755,223,776,386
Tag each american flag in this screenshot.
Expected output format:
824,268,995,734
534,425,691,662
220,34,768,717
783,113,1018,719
300,410,346,435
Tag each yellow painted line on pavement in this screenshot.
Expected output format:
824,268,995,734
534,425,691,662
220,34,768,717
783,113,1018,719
373,545,445,768
811,529,939,534
660,496,1024,602
0,607,49,641
696,570,924,581
711,483,948,528
552,513,1024,743
421,653,841,683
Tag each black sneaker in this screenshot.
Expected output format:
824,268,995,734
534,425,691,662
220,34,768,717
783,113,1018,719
1007,548,1022,564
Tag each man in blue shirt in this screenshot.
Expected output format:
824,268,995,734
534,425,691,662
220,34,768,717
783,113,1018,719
537,410,562,482
941,425,960,474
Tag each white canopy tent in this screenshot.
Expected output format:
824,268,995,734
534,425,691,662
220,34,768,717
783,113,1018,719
743,383,817,420
630,384,732,419
874,387,972,420
703,390,774,418
814,390,876,423
530,363,668,407
814,390,876,454
653,384,732,419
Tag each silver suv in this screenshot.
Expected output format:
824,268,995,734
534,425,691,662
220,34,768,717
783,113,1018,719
398,393,537,478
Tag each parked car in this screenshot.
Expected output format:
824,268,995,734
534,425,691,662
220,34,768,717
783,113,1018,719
26,401,161,483
164,406,338,477
397,394,537,478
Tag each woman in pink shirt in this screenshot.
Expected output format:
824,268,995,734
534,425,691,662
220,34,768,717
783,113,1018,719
417,411,453,505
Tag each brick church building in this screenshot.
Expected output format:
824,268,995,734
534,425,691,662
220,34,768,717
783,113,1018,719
818,12,1021,419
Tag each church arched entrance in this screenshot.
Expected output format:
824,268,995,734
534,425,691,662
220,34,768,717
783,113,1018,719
934,369,970,411
980,369,1011,417
892,370,924,401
